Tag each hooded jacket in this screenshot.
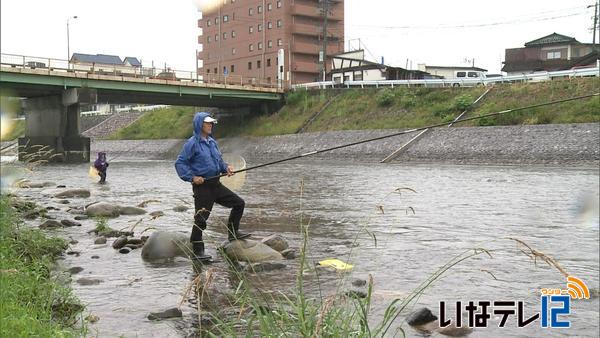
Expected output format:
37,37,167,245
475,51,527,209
94,152,108,172
175,112,228,182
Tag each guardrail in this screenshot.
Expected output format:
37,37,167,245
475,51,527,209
292,67,600,90
0,53,284,89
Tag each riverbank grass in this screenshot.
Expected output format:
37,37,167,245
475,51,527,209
0,195,83,337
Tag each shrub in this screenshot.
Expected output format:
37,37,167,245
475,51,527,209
376,89,395,107
286,89,309,106
454,94,473,111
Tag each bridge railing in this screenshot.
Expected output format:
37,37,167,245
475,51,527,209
291,67,600,90
0,53,285,89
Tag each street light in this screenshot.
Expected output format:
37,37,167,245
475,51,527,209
67,15,78,69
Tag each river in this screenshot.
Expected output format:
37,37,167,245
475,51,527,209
5,159,599,337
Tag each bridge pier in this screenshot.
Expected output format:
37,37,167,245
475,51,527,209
18,89,95,163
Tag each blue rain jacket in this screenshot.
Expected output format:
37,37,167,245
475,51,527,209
175,112,228,182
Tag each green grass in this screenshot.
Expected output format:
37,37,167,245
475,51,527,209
107,77,599,140
0,195,84,337
108,106,197,140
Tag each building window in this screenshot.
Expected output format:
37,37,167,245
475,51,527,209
547,51,561,59
258,5,263,13
277,19,282,28
215,17,219,24
258,24,263,31
258,42,263,50
277,38,283,46
231,30,236,38
231,0,235,3
207,36,211,43
248,61,252,70
207,19,211,27
249,26,254,33
277,0,282,8
267,21,272,29
249,8,253,15
257,60,261,68
207,68,210,73
249,44,254,51
223,15,229,22
215,34,218,41
268,3,272,11
214,68,217,74
267,58,271,67
232,47,236,55
231,65,235,73
268,40,273,48
223,32,228,39
354,71,363,81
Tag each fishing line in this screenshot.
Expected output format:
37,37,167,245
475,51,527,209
206,93,599,181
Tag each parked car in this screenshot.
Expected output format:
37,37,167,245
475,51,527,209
450,70,486,87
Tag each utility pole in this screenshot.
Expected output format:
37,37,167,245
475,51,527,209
321,0,329,81
591,0,599,49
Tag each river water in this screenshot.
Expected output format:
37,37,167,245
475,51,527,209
5,159,599,337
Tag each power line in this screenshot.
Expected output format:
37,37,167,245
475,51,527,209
350,11,589,31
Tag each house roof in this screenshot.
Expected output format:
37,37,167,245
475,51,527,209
425,65,488,72
123,57,142,67
569,50,600,68
524,33,578,47
502,50,599,72
71,53,123,65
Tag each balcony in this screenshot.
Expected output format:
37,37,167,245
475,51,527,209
292,61,319,73
292,41,341,55
292,23,321,36
290,3,343,21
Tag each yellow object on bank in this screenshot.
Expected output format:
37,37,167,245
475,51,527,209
88,166,99,178
318,259,353,271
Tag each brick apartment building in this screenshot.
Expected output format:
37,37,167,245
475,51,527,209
198,0,344,85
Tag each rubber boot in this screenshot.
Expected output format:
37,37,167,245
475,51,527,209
227,222,252,242
192,241,212,262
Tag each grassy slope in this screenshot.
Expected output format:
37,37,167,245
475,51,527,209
0,196,83,337
108,77,599,139
108,106,197,140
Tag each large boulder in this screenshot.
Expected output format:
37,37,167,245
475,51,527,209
85,202,121,218
261,234,289,252
54,189,91,199
222,239,284,263
141,231,192,261
119,206,147,215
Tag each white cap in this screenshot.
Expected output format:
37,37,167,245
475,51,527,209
203,116,218,124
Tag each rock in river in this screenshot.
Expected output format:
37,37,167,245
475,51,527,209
141,231,192,260
222,239,284,263
147,307,182,321
54,189,91,199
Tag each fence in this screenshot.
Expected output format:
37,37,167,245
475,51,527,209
292,67,600,90
0,53,282,89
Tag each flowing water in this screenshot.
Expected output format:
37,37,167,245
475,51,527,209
4,159,599,337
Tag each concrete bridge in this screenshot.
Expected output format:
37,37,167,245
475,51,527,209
0,57,284,163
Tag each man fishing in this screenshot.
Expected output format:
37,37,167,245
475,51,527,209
93,152,109,184
175,112,251,262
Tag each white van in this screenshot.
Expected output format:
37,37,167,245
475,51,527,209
451,70,486,87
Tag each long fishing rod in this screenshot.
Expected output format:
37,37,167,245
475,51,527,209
206,93,598,181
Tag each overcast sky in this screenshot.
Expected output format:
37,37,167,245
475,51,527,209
1,0,596,74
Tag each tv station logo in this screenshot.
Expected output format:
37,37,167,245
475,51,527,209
439,276,590,329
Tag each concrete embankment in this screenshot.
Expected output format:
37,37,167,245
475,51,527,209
90,123,599,165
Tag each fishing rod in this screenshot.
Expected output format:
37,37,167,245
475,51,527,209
204,92,598,181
